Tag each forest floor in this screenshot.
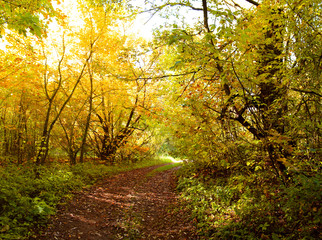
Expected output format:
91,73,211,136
29,164,198,240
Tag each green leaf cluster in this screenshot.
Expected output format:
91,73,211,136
176,165,321,239
0,0,55,37
0,162,115,238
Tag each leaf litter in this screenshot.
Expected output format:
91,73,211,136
29,164,198,239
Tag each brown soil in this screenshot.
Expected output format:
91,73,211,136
29,164,198,240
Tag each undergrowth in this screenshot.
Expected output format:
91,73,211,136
176,162,321,240
0,156,170,239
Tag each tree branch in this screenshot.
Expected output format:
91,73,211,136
244,0,260,6
175,72,196,102
291,88,322,98
142,2,203,14
202,0,211,32
135,71,198,80
233,114,264,139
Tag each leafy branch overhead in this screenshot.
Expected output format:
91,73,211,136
0,0,56,37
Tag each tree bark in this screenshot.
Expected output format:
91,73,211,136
79,60,94,163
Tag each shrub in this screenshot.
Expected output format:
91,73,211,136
0,162,110,239
176,162,321,239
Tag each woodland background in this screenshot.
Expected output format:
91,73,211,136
0,0,321,239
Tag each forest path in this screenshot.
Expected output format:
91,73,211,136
30,164,197,240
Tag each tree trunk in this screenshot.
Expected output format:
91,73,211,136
79,61,94,163
256,7,287,178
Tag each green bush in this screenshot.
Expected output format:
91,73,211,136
0,164,83,238
0,162,117,239
176,163,321,239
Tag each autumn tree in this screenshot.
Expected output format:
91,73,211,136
0,0,162,166
150,0,321,178
51,0,126,164
0,34,45,163
88,47,158,163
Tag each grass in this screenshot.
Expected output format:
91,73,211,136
157,155,183,163
145,155,182,177
146,162,182,177
127,155,177,169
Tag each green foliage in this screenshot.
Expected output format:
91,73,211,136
70,162,122,184
0,164,82,238
0,0,55,37
153,0,321,181
176,162,321,239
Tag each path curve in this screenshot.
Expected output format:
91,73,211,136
30,164,198,240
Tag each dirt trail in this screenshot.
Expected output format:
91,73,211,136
30,164,198,240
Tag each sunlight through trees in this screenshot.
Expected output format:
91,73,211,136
0,0,320,239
